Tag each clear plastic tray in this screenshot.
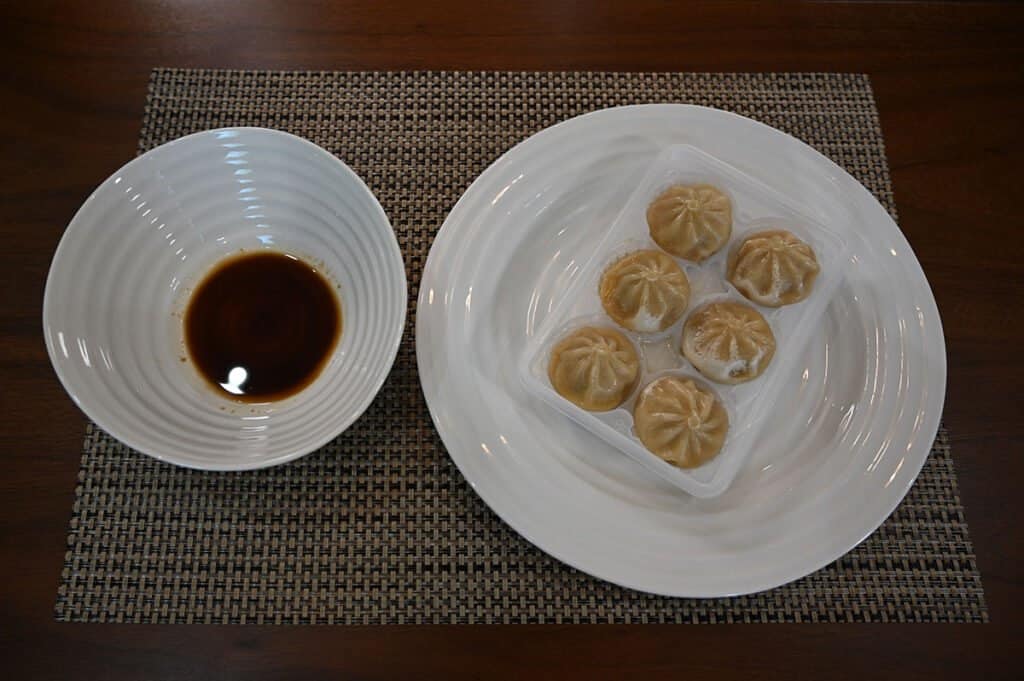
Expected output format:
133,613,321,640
518,144,847,498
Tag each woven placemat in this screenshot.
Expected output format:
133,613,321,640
54,70,986,623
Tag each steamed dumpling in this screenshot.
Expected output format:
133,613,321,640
599,250,690,333
633,375,729,468
681,301,776,384
727,230,820,307
646,184,732,262
548,326,640,411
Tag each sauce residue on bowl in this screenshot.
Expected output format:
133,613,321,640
184,251,342,402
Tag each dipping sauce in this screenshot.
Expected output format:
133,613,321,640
184,252,341,402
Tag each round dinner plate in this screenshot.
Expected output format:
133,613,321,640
416,105,945,597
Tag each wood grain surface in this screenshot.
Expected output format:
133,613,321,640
1,1,1021,679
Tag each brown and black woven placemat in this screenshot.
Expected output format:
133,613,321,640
54,70,986,623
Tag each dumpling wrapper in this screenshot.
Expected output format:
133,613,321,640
633,375,729,468
727,229,820,307
599,250,690,333
681,301,776,385
548,326,640,411
646,184,732,262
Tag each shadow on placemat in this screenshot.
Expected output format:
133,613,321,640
55,70,986,624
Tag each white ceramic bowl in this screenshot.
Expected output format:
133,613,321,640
43,128,406,470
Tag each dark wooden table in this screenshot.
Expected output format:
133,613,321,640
2,1,1021,678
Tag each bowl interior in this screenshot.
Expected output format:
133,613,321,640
44,128,406,469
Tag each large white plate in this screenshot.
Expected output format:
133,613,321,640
416,105,945,597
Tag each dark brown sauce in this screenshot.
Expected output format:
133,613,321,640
184,252,341,402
